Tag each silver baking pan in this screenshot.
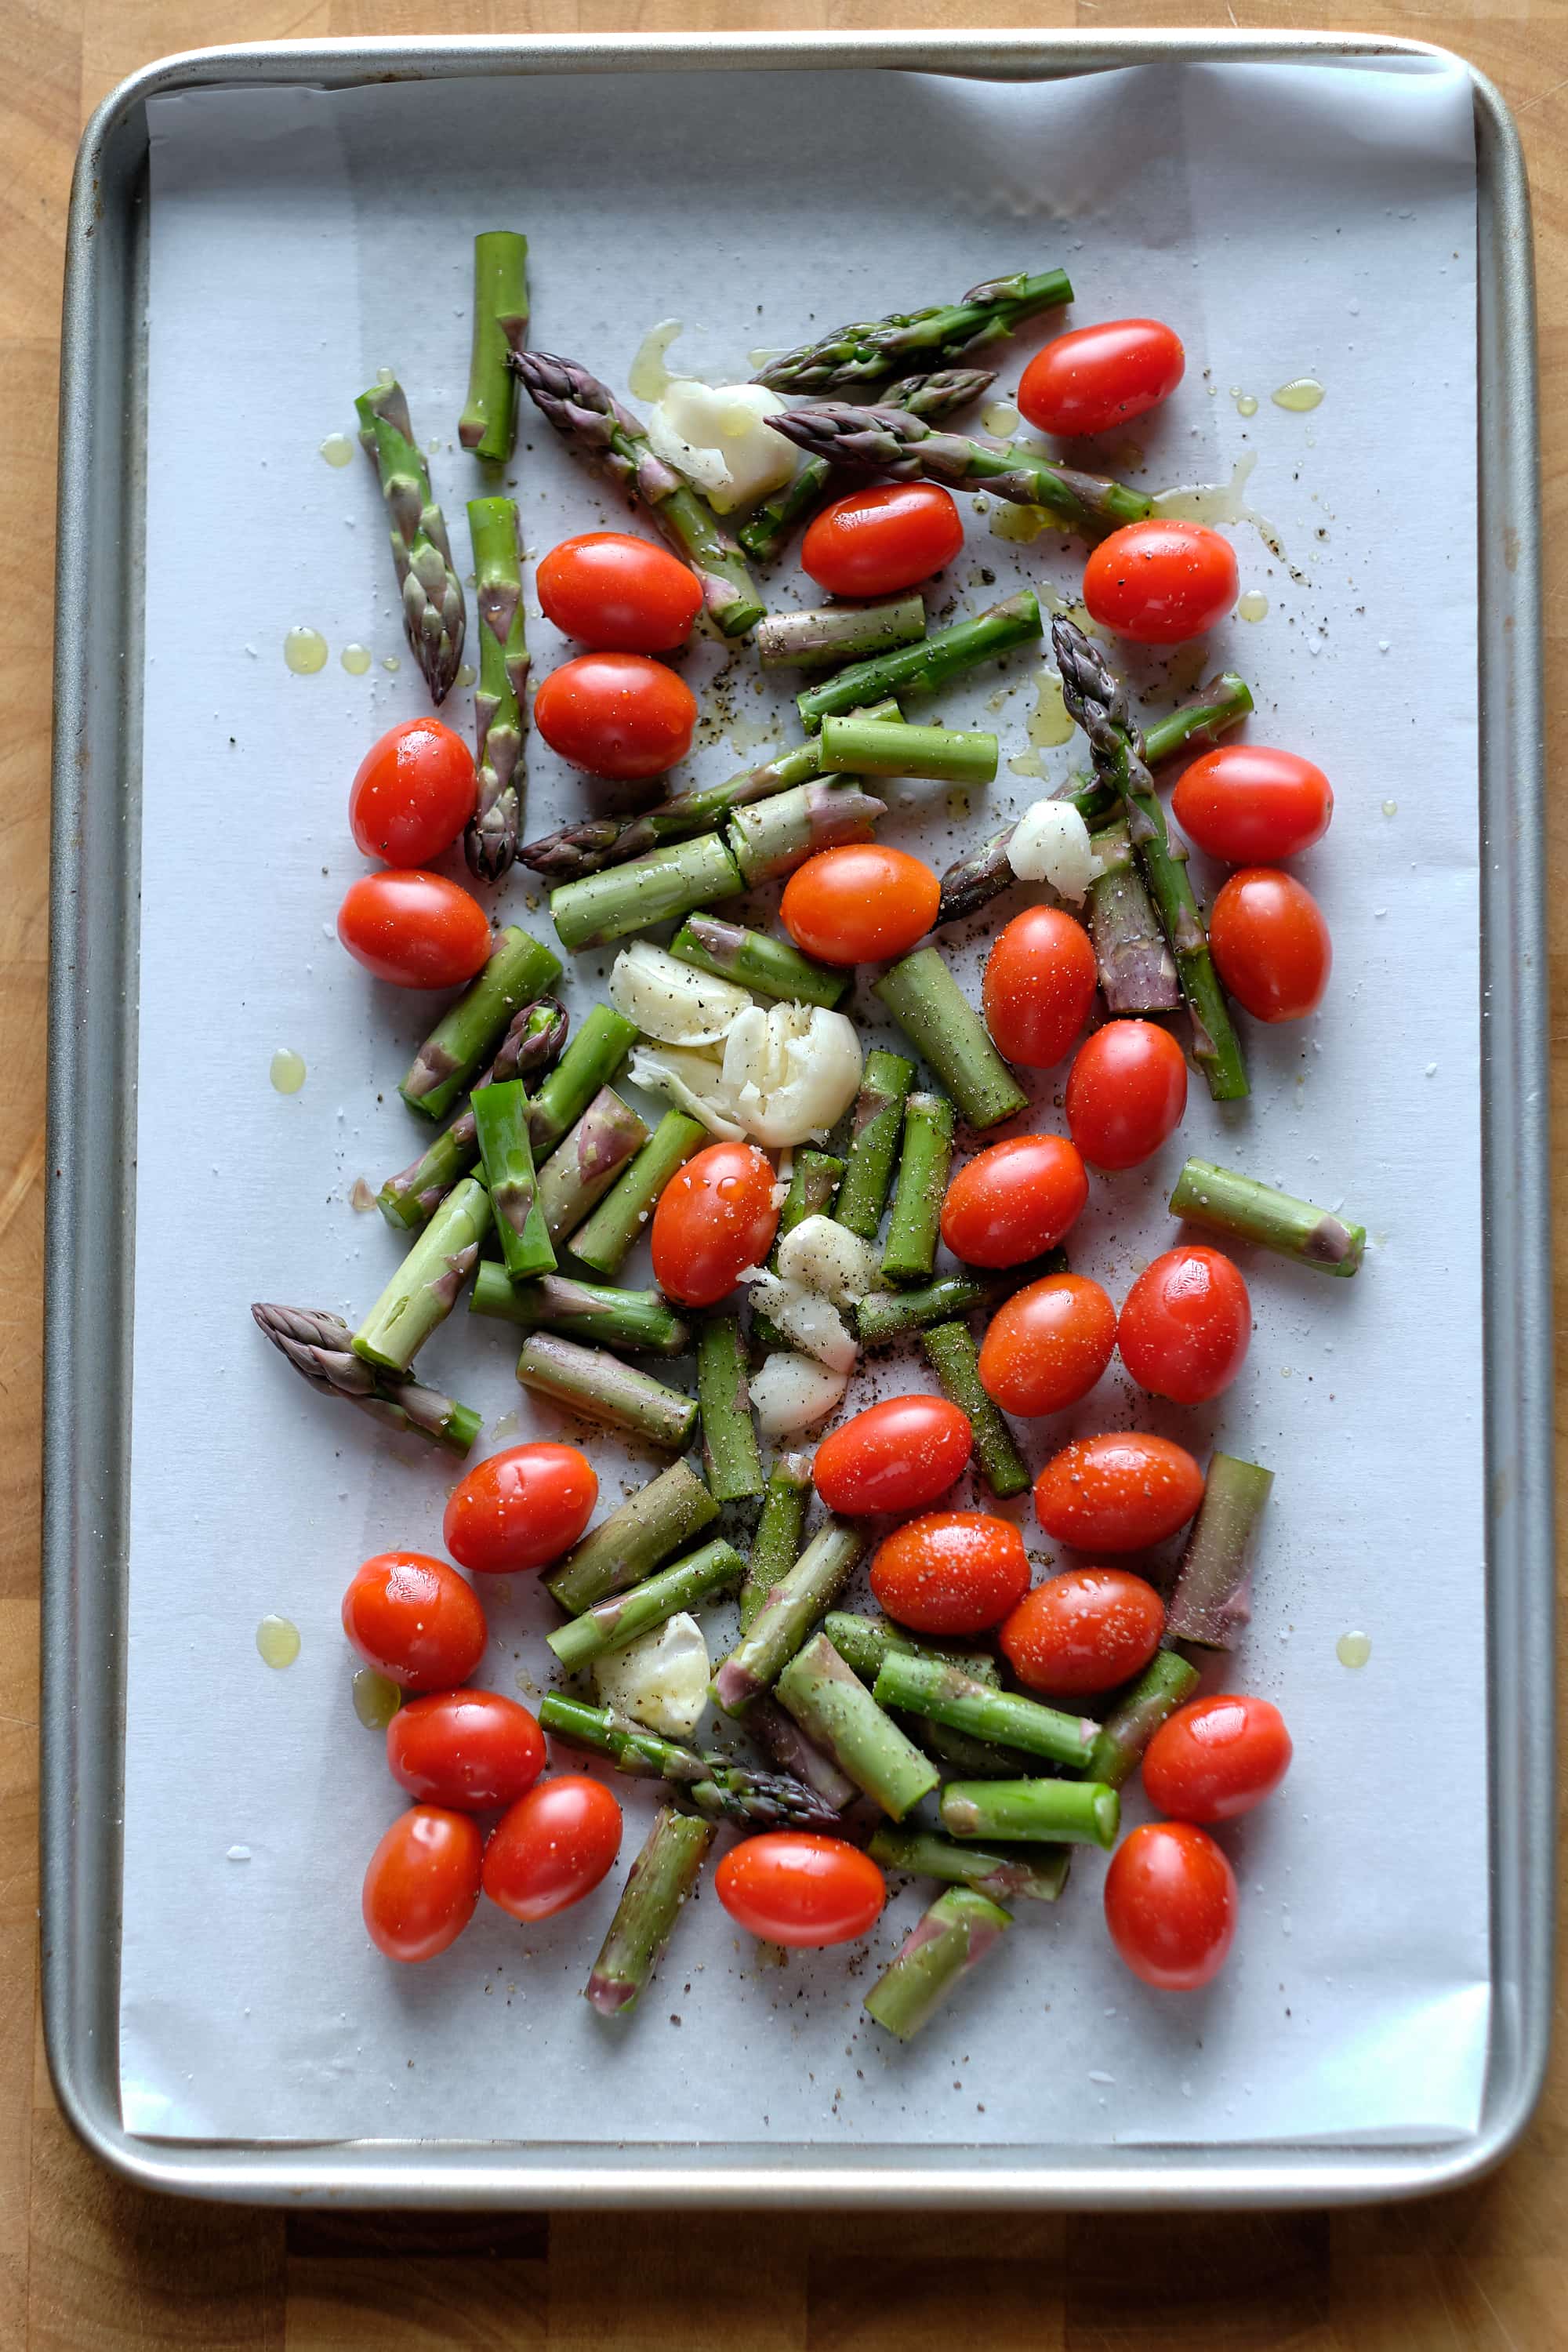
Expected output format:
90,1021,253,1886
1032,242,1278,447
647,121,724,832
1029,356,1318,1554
43,29,1550,2208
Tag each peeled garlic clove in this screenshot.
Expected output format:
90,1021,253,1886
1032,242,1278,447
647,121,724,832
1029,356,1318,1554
750,1352,851,1438
722,1003,862,1149
646,379,798,514
593,1613,711,1738
775,1213,880,1307
628,1043,746,1141
745,1269,858,1375
610,941,752,1048
1007,798,1103,903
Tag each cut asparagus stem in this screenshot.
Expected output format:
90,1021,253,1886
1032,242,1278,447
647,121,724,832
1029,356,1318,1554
539,1694,844,1833
354,377,466,703
401,927,564,1123
526,1004,641,1157
727,780,887,887
546,1460,719,1615
471,1080,554,1280
586,1806,715,2018
250,1304,481,1454
880,1091,954,1284
941,1777,1120,1848
797,591,1042,732
855,1255,1065,1347
568,1110,709,1277
757,596,927,672
1085,1650,1203,1788
822,1613,1000,1687
696,1315,764,1503
874,947,1027,1130
351,1177,490,1373
835,1050,914,1239
515,1332,697,1450
535,1087,649,1246
769,402,1149,532
459,232,529,462
749,1695,858,1812
868,1825,1069,1905
916,1718,1051,1781
465,495,529,881
378,997,568,1232
510,351,764,637
819,715,998,786
1165,1454,1275,1650
752,1150,845,1352
739,1452,814,1632
711,1519,866,1715
1087,818,1183,1014
873,1652,1096,1769
1169,1159,1366,1276
1054,617,1248,1102
755,270,1072,397
737,368,995,564
470,1264,691,1356
776,1634,940,1820
921,1319,1030,1499
670,916,848,1009
862,1887,1012,2042
546,1537,744,1671
551,833,743,953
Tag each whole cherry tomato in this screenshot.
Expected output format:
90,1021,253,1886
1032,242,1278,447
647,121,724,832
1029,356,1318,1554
1118,1245,1251,1406
481,1775,623,1922
349,718,476,866
443,1443,597,1576
362,1806,483,1963
716,1834,887,1947
1034,1434,1205,1552
532,652,697,781
977,1272,1117,1416
1143,1695,1293,1824
536,532,703,652
1083,521,1239,645
1065,1020,1187,1171
939,1134,1088,1269
1171,746,1333,863
1103,1820,1238,1990
386,1689,547,1812
341,1552,488,1692
1018,318,1185,439
1208,868,1331,1022
1000,1568,1165,1697
780,844,940,967
813,1394,973,1515
982,905,1098,1069
802,482,964,598
336,870,492,989
869,1512,1031,1635
650,1141,779,1308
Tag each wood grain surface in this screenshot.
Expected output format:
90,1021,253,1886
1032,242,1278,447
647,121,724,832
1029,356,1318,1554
3,2,1563,2345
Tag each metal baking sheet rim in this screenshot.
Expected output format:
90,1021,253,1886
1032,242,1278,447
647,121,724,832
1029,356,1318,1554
42,29,1552,2210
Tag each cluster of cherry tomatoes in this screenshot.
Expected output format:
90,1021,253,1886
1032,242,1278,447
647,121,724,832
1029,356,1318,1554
338,717,495,990
532,534,703,780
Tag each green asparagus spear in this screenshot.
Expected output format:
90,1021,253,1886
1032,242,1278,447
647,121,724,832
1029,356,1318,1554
941,1777,1120,1848
873,1653,1096,1769
250,1304,480,1455
1165,1454,1274,1650
757,596,927,671
775,1634,939,1820
1168,1159,1365,1275
551,833,744,954
1086,818,1183,1014
712,1519,866,1715
586,1806,714,2016
465,495,529,881
470,1263,690,1355
755,269,1072,396
818,715,998,786
821,1613,1000,1687
862,1887,1013,2042
921,1319,1030,1499
855,1258,1065,1348
739,1452,814,1632
669,916,848,1008
769,401,1149,532
539,1694,844,1832
401,927,564,1123
459,232,529,462
351,1177,490,1374
546,1538,744,1671
696,1315,764,1503
354,377,466,703
727,780,886,887
916,1718,1054,1782
526,1005,641,1157
738,367,996,563
546,1459,718,1614
880,1092,954,1284
535,1087,649,1245
874,947,1027,1130
1085,1650,1203,1788
868,1825,1069,1906
471,1080,554,1280
747,1695,858,1813
797,591,1041,731
515,1332,697,1450
378,998,568,1232
833,1051,913,1239
568,1110,709,1277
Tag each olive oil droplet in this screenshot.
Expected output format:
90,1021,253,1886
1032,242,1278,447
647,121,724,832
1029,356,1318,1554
352,1668,401,1729
349,1176,376,1213
989,502,1058,546
381,653,401,673
284,626,328,675
1337,1630,1371,1669
1234,392,1258,418
320,433,355,467
340,643,372,675
456,662,477,689
1272,377,1325,413
270,1048,307,1094
1237,590,1269,623
629,318,685,402
257,1615,301,1668
1028,666,1076,750
981,401,1020,437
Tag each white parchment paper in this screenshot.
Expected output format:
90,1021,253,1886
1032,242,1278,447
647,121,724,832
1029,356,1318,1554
122,57,1483,2149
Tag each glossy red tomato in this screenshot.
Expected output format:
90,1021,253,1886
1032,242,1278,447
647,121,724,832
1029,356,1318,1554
716,1834,887,1947
813,1395,973,1515
650,1142,779,1308
869,1512,1031,1635
341,1552,488,1692
532,652,697,781
1065,1021,1187,1171
535,532,703,652
481,1775,623,1922
1018,319,1185,439
977,1273,1117,1416
802,482,964,597
1083,521,1240,645
362,1806,483,1963
336,870,492,989
1000,1568,1165,1697
1118,1245,1251,1406
1034,1434,1205,1553
1171,746,1333,862
386,1690,547,1812
939,1134,1088,1269
982,905,1098,1069
780,844,940,967
1208,868,1332,1022
349,718,476,865
1103,1820,1238,1990
442,1443,597,1576
1143,1695,1293,1824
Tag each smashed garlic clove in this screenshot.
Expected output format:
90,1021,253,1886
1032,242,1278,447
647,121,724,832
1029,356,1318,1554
775,1214,880,1307
593,1612,711,1738
722,1003,862,1149
609,941,752,1048
750,1352,851,1438
646,379,799,514
628,1043,746,1140
1007,798,1103,903
744,1269,858,1374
